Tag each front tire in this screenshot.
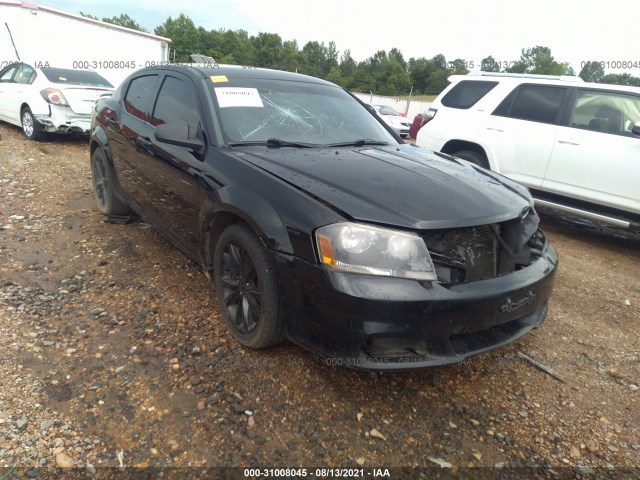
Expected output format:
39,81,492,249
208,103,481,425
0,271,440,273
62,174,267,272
214,223,284,349
21,107,44,141
90,148,130,215
452,150,489,169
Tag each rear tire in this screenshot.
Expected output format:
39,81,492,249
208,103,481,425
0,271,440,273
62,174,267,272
452,150,489,169
214,223,284,349
90,148,130,215
21,107,44,141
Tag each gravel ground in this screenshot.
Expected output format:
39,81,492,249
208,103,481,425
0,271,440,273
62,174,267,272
0,122,639,478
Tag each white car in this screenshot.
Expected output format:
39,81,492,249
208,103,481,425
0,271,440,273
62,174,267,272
416,72,640,230
370,104,412,138
0,62,114,140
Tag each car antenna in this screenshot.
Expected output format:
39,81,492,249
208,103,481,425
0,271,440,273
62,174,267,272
4,23,21,61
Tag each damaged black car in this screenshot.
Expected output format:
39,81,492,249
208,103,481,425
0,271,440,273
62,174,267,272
90,64,558,370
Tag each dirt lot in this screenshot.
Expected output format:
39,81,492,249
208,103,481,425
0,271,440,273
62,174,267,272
0,122,639,476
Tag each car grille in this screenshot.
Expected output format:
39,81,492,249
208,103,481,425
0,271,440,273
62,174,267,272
423,213,544,285
440,225,497,281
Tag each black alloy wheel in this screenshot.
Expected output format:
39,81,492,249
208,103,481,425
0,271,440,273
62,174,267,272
90,148,130,215
214,223,284,349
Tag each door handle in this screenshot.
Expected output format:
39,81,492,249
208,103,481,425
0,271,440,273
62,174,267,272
557,139,580,146
105,117,117,126
486,127,504,132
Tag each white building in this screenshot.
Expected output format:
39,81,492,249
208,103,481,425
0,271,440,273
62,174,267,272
0,1,170,86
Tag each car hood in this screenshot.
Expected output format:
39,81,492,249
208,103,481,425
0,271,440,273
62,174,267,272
236,144,533,229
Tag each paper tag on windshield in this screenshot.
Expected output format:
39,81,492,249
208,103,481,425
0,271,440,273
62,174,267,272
215,87,263,108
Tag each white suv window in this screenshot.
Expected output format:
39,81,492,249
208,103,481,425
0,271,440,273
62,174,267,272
570,90,640,136
493,84,567,124
441,80,498,109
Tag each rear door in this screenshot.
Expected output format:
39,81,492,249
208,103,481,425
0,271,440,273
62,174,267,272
542,88,640,213
110,74,160,208
477,84,570,188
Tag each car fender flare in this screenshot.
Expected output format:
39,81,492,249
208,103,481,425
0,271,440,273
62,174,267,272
198,185,294,272
442,139,499,173
90,126,111,157
89,127,117,173
89,128,128,196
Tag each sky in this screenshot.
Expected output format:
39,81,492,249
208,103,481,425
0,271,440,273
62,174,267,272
39,0,640,76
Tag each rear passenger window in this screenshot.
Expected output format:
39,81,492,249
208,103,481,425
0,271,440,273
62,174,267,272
493,85,566,124
441,81,498,109
124,75,158,122
15,65,36,85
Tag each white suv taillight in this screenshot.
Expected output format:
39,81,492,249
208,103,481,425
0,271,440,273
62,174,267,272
424,108,437,121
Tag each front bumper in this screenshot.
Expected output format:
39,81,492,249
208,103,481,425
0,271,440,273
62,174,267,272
277,237,558,371
34,105,91,134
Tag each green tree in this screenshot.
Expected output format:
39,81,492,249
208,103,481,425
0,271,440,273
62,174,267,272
507,46,573,75
579,61,605,83
279,40,300,72
601,73,640,86
449,58,470,75
326,41,339,72
154,14,200,62
426,69,449,95
300,41,329,78
223,29,255,65
480,56,500,72
102,13,147,32
251,32,283,68
325,66,343,85
339,50,358,89
408,57,431,93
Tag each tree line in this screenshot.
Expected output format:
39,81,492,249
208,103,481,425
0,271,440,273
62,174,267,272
81,12,640,94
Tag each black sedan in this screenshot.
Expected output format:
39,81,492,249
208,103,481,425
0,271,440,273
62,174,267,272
90,64,558,370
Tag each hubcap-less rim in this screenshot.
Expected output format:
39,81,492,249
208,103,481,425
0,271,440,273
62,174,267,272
22,111,34,137
92,155,108,209
220,242,261,334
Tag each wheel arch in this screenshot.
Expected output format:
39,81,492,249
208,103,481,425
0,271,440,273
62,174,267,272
199,186,294,280
441,140,491,169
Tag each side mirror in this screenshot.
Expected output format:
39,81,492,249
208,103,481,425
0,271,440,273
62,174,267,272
155,122,204,150
632,121,640,137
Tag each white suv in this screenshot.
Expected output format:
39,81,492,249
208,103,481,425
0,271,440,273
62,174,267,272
416,72,640,230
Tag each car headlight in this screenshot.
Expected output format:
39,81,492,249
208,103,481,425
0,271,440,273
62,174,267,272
315,223,437,281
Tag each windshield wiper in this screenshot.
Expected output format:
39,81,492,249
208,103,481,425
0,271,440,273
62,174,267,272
227,138,317,148
325,139,390,147
267,138,317,148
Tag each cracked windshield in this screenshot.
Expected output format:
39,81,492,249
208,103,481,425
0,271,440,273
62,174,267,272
213,79,395,145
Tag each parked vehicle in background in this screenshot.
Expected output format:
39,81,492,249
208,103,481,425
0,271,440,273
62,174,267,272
90,64,557,370
416,72,640,230
0,62,113,140
370,104,412,138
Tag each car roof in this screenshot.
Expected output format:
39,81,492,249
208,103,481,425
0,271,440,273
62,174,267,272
134,63,338,87
448,71,640,95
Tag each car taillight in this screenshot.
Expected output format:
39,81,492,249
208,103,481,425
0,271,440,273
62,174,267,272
40,88,69,106
423,108,437,123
